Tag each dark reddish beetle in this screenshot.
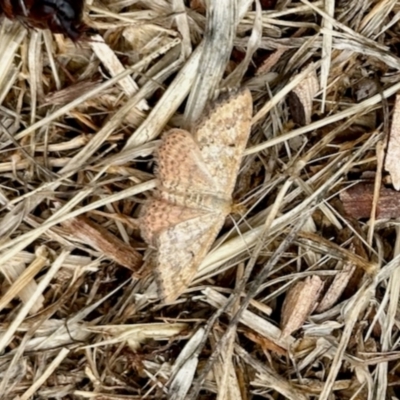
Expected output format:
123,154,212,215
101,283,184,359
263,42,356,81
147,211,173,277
0,0,87,41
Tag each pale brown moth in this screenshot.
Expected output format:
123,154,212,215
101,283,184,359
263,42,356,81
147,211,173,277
140,89,253,303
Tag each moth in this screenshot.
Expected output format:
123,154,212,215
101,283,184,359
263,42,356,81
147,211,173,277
141,89,253,303
0,0,87,41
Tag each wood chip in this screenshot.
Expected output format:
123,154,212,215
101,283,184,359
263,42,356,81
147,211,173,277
316,259,356,313
340,182,400,219
288,69,319,125
62,215,142,271
281,275,324,337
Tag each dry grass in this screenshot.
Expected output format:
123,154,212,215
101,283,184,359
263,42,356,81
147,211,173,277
1,0,400,399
